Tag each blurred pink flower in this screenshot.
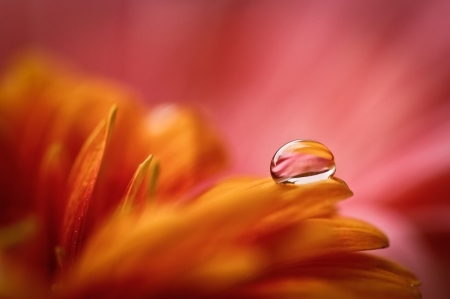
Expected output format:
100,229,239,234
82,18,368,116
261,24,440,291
1,0,450,298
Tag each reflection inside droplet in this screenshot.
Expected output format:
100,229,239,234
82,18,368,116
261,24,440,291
270,139,336,185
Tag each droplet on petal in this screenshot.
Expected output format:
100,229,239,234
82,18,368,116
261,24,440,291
270,140,336,185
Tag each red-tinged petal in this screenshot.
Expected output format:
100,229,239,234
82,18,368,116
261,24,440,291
233,279,355,299
0,216,51,287
0,252,48,299
60,106,116,268
0,116,22,224
36,144,70,275
308,253,420,287
37,143,70,224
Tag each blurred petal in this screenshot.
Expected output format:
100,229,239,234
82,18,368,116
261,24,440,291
312,253,421,286
61,107,116,267
119,155,157,213
144,104,228,199
276,259,421,299
63,179,351,294
235,279,355,299
0,216,36,249
0,252,47,299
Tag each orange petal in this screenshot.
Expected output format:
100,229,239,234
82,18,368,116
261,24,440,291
190,177,352,237
0,52,61,125
260,216,388,269
262,218,334,264
144,105,228,198
317,216,389,252
60,106,116,268
272,216,387,260
181,247,266,293
275,261,421,299
309,253,420,287
64,210,266,297
63,178,351,296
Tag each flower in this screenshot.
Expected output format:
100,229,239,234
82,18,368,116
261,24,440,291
0,54,420,298
64,178,420,299
0,53,226,283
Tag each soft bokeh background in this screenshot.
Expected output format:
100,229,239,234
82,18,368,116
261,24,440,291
1,0,450,298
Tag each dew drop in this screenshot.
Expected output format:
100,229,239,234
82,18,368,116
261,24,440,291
270,139,336,185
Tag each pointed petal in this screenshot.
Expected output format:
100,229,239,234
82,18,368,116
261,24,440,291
267,216,387,262
60,106,116,267
119,155,159,213
318,216,389,252
277,261,421,299
262,216,388,268
310,253,420,287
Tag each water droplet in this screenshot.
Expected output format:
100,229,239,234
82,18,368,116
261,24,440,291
270,139,336,185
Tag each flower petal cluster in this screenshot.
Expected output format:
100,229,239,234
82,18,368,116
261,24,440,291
0,54,420,299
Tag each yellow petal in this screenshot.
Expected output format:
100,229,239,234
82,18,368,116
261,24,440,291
119,155,159,213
